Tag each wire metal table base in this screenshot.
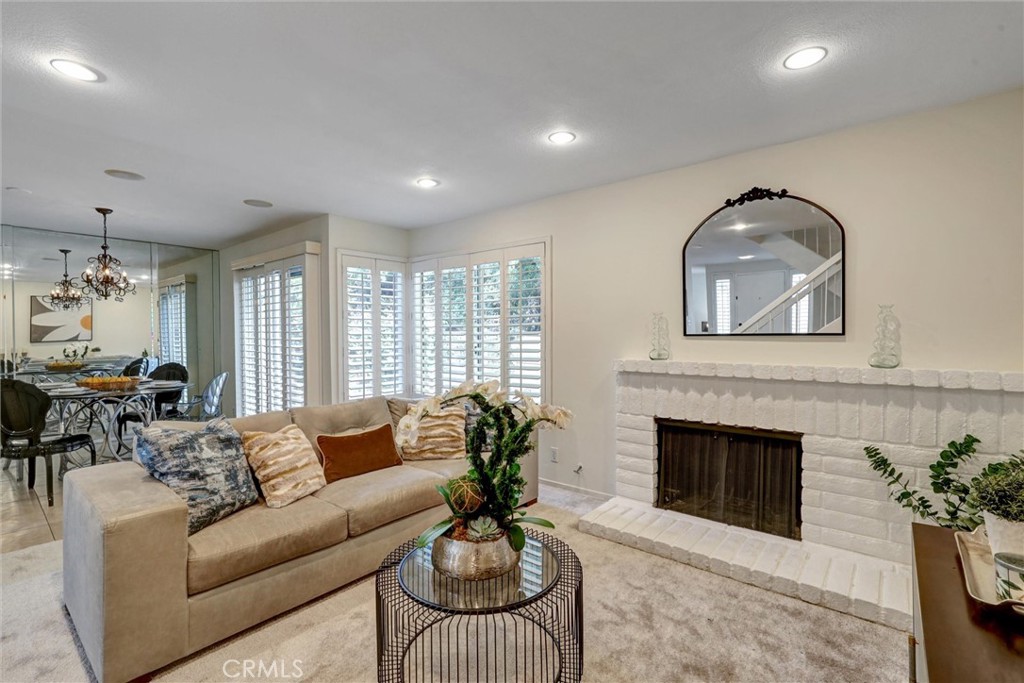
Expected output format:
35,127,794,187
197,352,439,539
376,531,583,683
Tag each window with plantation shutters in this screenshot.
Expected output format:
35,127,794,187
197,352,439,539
234,248,317,416
158,282,188,369
714,277,732,334
412,265,437,396
340,254,405,400
158,275,196,399
411,242,547,400
505,249,543,399
440,264,467,392
471,258,502,384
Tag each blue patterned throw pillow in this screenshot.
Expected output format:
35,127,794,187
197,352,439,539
136,418,258,535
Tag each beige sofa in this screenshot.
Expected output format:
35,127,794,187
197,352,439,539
62,396,472,683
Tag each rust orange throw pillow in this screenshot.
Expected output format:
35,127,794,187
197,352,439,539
317,423,403,483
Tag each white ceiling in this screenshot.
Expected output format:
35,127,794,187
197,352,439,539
2,2,1022,250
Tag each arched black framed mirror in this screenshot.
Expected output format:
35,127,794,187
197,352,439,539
683,187,845,336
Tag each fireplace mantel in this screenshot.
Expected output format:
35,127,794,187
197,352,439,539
615,359,1023,393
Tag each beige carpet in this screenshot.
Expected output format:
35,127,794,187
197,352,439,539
1,493,904,683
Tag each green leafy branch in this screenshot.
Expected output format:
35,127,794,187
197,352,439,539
865,434,994,531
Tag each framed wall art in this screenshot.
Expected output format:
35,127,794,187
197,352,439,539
29,296,93,343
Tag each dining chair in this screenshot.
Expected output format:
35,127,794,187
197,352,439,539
115,363,189,447
0,379,97,506
120,358,147,377
164,372,229,421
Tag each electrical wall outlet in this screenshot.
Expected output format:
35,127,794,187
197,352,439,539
549,446,559,463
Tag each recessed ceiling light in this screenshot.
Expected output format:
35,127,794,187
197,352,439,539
738,255,756,260
783,47,828,70
50,59,100,82
105,169,146,181
547,131,577,145
137,274,150,281
415,177,441,189
243,199,273,208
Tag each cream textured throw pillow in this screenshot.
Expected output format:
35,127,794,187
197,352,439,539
242,424,327,508
401,403,468,460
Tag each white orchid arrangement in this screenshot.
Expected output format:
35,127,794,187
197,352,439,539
399,380,573,551
62,342,91,361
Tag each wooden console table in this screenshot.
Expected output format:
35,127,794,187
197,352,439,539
912,524,1023,682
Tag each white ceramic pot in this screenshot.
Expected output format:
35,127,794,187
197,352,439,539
982,511,1024,556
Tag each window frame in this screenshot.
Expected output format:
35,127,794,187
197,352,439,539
232,242,321,416
409,238,550,400
339,252,407,400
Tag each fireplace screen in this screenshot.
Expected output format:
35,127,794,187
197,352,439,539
655,419,802,540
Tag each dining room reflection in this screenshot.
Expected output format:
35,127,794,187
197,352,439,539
0,223,220,474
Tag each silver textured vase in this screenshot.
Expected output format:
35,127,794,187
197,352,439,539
431,534,521,581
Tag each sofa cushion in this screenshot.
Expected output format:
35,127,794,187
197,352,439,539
405,458,470,481
313,465,445,536
229,411,293,435
135,419,258,535
291,397,392,462
400,403,467,460
386,397,414,434
186,495,348,594
242,424,326,508
318,423,402,483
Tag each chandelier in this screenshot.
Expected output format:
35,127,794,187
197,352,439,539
42,249,89,310
81,208,136,302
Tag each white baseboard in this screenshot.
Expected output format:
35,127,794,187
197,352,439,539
539,478,613,500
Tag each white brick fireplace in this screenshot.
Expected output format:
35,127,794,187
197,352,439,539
579,360,1024,630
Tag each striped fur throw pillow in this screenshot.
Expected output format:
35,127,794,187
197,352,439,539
242,424,327,508
401,403,467,460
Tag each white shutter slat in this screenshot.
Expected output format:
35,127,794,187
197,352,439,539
440,266,467,392
472,260,502,384
506,255,543,400
413,268,437,396
379,267,404,396
345,264,374,399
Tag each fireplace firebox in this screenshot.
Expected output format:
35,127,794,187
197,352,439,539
655,419,802,540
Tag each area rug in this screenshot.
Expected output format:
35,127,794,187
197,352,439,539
1,498,904,683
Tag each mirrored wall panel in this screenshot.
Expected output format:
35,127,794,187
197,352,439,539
0,224,220,395
683,188,845,336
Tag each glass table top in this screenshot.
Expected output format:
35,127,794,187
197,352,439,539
398,535,560,613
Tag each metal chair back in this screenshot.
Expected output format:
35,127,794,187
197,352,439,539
199,372,229,420
121,358,147,377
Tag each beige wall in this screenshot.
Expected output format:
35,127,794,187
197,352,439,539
6,280,153,361
408,89,1024,494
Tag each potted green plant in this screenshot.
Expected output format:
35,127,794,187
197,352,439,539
970,454,1024,556
396,380,572,580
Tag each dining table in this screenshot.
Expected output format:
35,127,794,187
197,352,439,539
40,379,191,472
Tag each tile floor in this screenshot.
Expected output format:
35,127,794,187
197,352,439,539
0,462,66,553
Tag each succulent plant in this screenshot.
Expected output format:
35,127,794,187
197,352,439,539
972,454,1024,522
466,516,502,542
447,476,484,515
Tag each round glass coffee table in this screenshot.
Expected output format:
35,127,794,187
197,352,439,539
376,531,583,682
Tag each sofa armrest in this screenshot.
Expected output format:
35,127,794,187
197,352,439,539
63,462,189,683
